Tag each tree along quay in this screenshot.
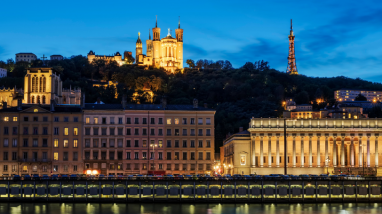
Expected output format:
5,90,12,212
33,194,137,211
0,178,381,202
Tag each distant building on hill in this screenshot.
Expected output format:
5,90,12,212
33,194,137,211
0,68,6,78
335,89,382,102
50,55,64,61
15,53,37,63
87,51,132,66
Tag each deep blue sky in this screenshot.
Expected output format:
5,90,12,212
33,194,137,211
1,0,382,82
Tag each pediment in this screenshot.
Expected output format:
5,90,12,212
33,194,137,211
20,105,51,113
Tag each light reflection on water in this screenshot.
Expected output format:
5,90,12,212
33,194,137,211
0,203,382,214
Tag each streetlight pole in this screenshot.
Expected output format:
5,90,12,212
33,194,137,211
284,119,287,175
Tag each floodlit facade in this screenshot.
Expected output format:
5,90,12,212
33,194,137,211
335,89,382,102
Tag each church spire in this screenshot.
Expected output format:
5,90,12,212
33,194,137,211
286,19,298,75
149,29,151,40
178,16,180,29
155,15,158,28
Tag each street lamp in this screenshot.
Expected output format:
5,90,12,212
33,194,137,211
150,144,157,173
325,157,330,175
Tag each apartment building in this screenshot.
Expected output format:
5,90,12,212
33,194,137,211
335,89,382,102
15,53,37,63
83,104,125,175
0,103,83,176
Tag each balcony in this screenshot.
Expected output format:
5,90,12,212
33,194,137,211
18,158,51,162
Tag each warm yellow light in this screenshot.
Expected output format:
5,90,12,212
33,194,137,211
86,170,92,175
92,170,98,175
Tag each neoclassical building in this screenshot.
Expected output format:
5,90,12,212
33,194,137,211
0,67,81,108
223,118,382,176
135,17,184,73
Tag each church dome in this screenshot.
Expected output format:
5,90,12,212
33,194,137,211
115,52,121,56
88,50,95,55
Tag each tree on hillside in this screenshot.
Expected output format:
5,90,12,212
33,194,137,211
294,91,310,104
186,59,195,68
355,93,367,101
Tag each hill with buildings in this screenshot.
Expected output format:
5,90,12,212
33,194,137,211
1,56,382,150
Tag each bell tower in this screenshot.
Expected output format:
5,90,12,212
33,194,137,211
152,15,161,66
175,16,184,69
286,19,298,75
146,29,153,58
135,32,142,64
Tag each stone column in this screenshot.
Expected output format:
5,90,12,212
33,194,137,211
268,137,272,167
325,137,329,167
309,136,313,168
359,142,363,167
301,137,304,167
376,136,379,168
333,138,337,167
276,137,280,167
252,137,256,167
293,137,296,168
260,137,263,168
317,136,321,167
367,136,370,167
350,137,355,167
341,137,345,167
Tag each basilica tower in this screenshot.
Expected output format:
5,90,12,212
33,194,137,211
152,16,161,66
136,32,142,64
146,29,153,58
175,17,184,69
286,19,298,75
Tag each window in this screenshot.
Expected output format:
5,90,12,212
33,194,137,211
118,152,123,160
143,118,147,124
206,129,211,136
134,152,139,160
167,164,171,170
4,117,9,122
198,140,203,148
150,129,155,135
158,164,163,170
190,118,195,124
126,118,131,124
167,129,171,136
175,152,179,160
23,165,28,172
101,139,106,147
134,140,139,147
42,139,48,147
43,127,48,135
158,118,163,124
53,165,58,172
118,128,123,135
175,129,179,136
142,128,147,135
33,117,38,122
110,117,115,124
198,129,203,136
4,127,8,135
23,152,28,160
167,140,171,148
73,165,77,172
23,139,28,147
12,139,17,147
24,117,29,121
74,128,78,135
182,129,187,136
73,140,78,148
198,164,203,170
158,129,163,136
183,152,187,160
102,128,107,135
126,152,131,160
182,118,187,124
183,140,187,148
33,127,38,135
54,139,58,147
143,140,147,148
110,139,115,147
102,117,106,124
33,139,38,147
12,152,17,160
198,152,203,160
63,152,68,161
126,140,131,147
86,117,90,124
118,117,123,124
190,129,195,136
12,127,17,135
93,128,99,135
134,128,139,135
63,140,68,148
150,118,155,124
3,165,7,172
12,165,17,172
175,140,179,148
54,152,58,160
85,128,90,135
3,139,8,147
167,152,171,160
118,139,123,148
13,117,17,122
94,117,98,124
54,117,59,122
74,117,79,122
109,152,115,160
207,140,211,148
191,152,195,160
142,152,147,160
134,118,139,124
54,127,59,135
126,128,131,135
206,118,211,125
93,139,99,147
175,118,179,124
167,118,171,125
158,140,163,148
3,152,8,160
64,128,68,135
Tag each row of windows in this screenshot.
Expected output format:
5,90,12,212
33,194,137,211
84,151,211,161
85,139,212,148
85,117,212,125
2,138,78,148
1,164,78,173
85,127,212,136
85,163,212,171
53,152,78,161
3,116,79,122
1,127,79,135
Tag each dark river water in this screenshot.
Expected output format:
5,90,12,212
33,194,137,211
0,203,381,214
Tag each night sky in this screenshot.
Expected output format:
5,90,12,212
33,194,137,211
1,0,382,82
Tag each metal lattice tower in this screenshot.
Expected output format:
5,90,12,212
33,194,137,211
286,19,298,75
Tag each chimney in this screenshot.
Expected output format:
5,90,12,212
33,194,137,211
50,100,55,111
81,93,85,108
239,127,243,132
2,102,7,109
204,103,208,108
122,95,127,109
161,96,167,109
17,99,22,111
193,98,198,109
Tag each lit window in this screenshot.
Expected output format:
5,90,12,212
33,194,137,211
64,128,68,135
34,109,38,112
175,118,179,125
54,152,58,161
85,117,90,124
23,165,28,171
94,118,98,124
73,128,78,135
13,117,17,122
167,118,171,125
4,117,9,122
63,140,68,147
54,139,58,147
73,140,78,148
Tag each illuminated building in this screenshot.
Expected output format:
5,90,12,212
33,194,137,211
335,89,382,102
135,16,184,73
222,118,382,176
286,19,298,75
87,51,133,66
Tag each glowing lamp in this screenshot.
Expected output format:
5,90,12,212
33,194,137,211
92,170,98,175
86,170,92,175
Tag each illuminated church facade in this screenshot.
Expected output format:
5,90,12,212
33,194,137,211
136,17,184,73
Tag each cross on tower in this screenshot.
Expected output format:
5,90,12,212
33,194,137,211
41,54,47,66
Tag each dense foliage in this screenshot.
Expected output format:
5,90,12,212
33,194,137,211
2,56,382,151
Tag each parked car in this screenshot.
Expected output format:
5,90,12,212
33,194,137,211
99,174,106,180
243,175,252,180
52,174,59,180
13,175,21,181
61,174,69,180
107,175,115,180
32,174,40,180
309,174,320,180
70,174,78,180
233,174,242,180
299,174,310,180
24,175,31,180
184,175,193,180
41,175,50,180
165,175,175,180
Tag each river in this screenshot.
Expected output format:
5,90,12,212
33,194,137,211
0,203,381,214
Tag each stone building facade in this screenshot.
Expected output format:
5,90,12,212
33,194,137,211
222,118,382,176
15,53,37,63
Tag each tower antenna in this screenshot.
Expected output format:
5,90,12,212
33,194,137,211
156,15,158,28
286,19,298,75
178,16,180,29
149,28,151,40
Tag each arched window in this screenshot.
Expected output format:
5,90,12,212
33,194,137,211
31,96,35,104
31,77,36,92
39,77,43,92
37,96,40,104
63,96,66,104
42,95,46,104
42,76,46,92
